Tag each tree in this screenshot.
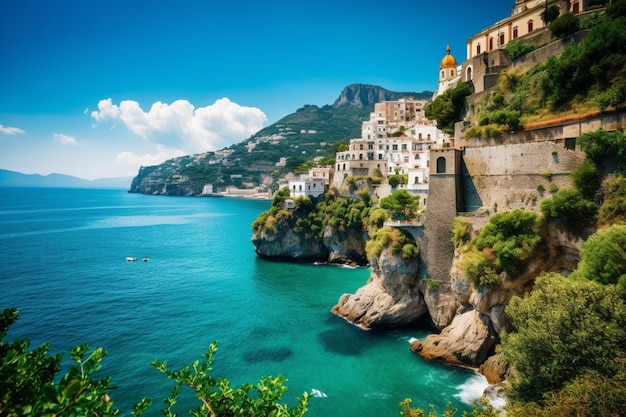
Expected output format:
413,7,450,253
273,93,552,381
500,273,626,403
380,189,420,221
571,224,626,294
424,82,473,133
540,4,560,25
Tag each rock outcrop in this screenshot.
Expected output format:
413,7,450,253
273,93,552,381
412,221,585,368
331,231,427,328
333,83,430,107
252,220,368,266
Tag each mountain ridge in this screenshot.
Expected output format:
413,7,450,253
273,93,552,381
0,169,132,189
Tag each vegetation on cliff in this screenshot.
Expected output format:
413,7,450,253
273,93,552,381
466,1,626,138
500,273,626,414
365,227,419,260
454,210,542,287
424,82,473,134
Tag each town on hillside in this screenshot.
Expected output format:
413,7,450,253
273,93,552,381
254,0,616,207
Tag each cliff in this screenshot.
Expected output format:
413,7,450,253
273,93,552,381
333,84,431,107
331,227,427,329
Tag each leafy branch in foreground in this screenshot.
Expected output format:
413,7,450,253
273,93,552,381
150,341,310,417
0,308,310,417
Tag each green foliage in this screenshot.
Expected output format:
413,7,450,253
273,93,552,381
365,227,418,259
460,249,500,287
500,273,626,403
0,309,311,417
571,224,626,294
505,40,537,61
570,158,602,200
151,341,310,417
540,187,597,230
474,209,542,277
368,208,388,231
399,398,497,417
380,189,421,221
0,308,123,417
598,174,626,225
540,4,560,25
464,125,500,139
548,12,579,37
425,82,473,133
510,371,626,417
388,174,408,188
577,129,626,173
450,217,473,247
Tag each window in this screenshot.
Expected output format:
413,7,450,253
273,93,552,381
476,43,481,55
392,145,398,150
359,144,363,150
499,33,505,46
436,157,446,174
528,20,534,32
378,154,383,160
513,27,518,39
359,154,363,160
441,70,445,79
418,133,422,139
415,154,420,159
401,144,407,150
466,66,473,81
489,37,494,51
368,144,373,150
573,2,580,13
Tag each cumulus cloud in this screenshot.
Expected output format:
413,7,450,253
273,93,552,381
53,133,77,145
91,97,267,154
115,145,186,172
0,125,25,135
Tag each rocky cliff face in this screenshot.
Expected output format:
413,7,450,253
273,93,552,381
411,222,585,369
333,84,431,107
252,219,368,266
331,231,428,329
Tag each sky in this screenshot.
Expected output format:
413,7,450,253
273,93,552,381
0,0,513,180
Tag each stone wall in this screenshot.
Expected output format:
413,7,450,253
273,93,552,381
512,30,590,72
460,141,585,213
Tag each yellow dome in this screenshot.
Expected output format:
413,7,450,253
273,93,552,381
440,45,457,67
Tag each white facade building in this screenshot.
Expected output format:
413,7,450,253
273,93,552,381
289,176,326,199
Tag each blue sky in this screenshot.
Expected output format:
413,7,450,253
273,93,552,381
0,0,512,179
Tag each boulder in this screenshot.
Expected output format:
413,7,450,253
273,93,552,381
411,308,497,367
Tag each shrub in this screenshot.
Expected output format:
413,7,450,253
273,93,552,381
505,40,537,61
474,209,542,277
501,273,626,403
570,158,602,200
549,12,580,38
450,217,473,247
598,174,626,226
571,224,626,294
460,249,500,287
540,187,597,230
366,227,417,260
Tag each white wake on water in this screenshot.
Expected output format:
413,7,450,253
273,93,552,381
453,373,489,404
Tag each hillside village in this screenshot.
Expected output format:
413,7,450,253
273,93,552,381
281,0,624,209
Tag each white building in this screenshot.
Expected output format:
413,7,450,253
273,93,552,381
289,176,326,199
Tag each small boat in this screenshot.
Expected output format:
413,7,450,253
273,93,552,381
142,257,149,262
126,257,136,262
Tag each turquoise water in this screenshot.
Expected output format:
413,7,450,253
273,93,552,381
0,187,485,416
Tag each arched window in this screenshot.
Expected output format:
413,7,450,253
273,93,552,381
466,66,473,81
436,157,446,173
440,70,445,79
489,37,494,51
450,69,455,77
499,33,505,47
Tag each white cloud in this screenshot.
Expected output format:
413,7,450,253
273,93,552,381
53,133,77,145
115,145,186,171
91,97,267,154
0,125,25,135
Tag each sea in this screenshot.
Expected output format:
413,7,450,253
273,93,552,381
0,187,488,416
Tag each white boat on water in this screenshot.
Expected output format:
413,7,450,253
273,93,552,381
126,257,136,262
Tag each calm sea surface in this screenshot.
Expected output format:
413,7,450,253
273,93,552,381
0,187,486,416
